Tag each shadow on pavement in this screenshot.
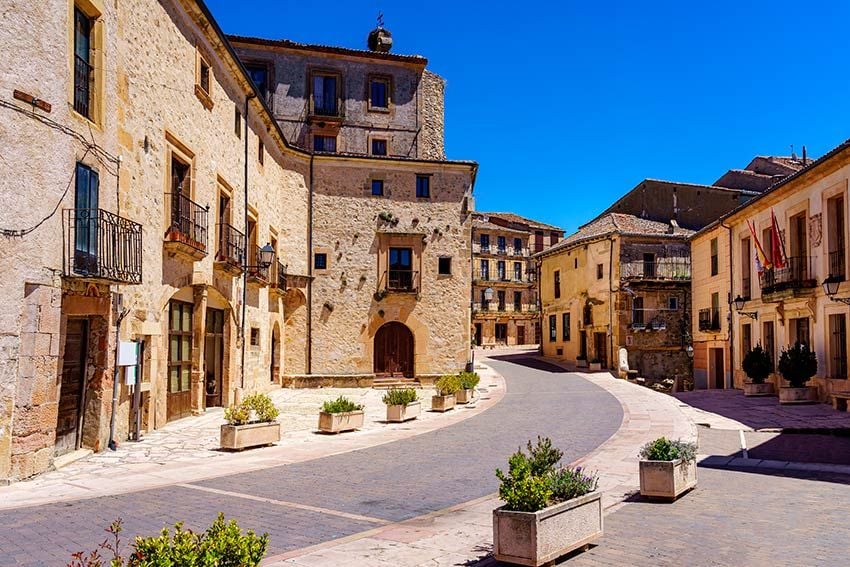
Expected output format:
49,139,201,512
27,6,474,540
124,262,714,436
698,460,850,486
486,354,569,374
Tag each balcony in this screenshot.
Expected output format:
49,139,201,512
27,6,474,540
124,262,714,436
381,269,419,294
472,303,540,316
630,309,669,331
164,193,208,260
246,245,271,285
73,55,92,118
621,258,691,281
473,270,536,285
308,99,344,122
698,308,721,332
759,256,816,297
215,223,245,275
472,242,530,257
64,208,142,284
829,249,846,281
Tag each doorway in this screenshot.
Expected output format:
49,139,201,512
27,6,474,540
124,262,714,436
270,324,280,383
495,323,508,344
204,307,224,408
579,331,588,360
517,325,526,345
55,318,88,456
474,323,482,346
374,322,414,377
594,332,608,367
710,348,725,389
167,300,193,422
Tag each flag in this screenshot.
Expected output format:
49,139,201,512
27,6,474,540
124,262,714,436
771,210,787,269
748,220,771,273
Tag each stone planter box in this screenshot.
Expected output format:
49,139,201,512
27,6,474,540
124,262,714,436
220,422,280,450
588,362,602,371
779,386,818,404
639,459,697,500
456,389,474,404
576,358,588,368
386,401,420,423
318,410,364,433
743,381,775,397
431,394,456,412
493,491,603,566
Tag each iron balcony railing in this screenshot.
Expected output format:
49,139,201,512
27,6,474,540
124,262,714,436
621,258,691,280
698,308,721,332
166,193,208,254
73,55,93,118
472,303,540,314
759,255,815,293
216,223,245,269
310,97,344,119
247,245,271,284
472,242,530,257
273,260,287,290
381,269,419,293
64,208,142,284
473,270,536,283
829,249,846,281
630,308,672,331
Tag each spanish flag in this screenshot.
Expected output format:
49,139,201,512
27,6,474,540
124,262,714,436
748,220,772,273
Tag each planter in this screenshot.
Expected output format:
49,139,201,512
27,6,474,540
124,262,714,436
431,394,456,412
386,401,421,423
456,389,474,404
588,362,602,371
743,381,775,397
779,386,818,404
639,458,697,500
220,422,280,450
318,410,365,433
493,491,603,566
576,358,588,368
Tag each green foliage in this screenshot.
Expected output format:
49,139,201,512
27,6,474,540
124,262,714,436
69,515,268,567
548,466,599,502
321,395,364,414
435,374,461,396
458,371,480,390
224,393,279,425
526,436,563,477
742,344,772,384
639,437,697,462
495,452,552,512
778,342,818,388
382,388,418,406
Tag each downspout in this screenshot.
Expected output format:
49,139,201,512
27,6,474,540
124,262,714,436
108,159,125,451
608,236,615,369
466,207,475,372
306,154,314,374
240,94,255,391
722,221,734,389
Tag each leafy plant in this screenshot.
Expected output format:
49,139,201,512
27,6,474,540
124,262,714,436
526,436,562,477
495,451,552,512
778,342,818,388
382,388,418,406
458,371,480,390
224,404,250,426
742,344,772,384
639,437,697,462
321,396,364,414
548,466,599,502
435,374,461,396
224,393,279,425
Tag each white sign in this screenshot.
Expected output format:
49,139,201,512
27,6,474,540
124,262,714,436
124,365,137,386
118,341,139,366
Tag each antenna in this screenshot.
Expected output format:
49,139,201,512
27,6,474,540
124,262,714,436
377,11,384,28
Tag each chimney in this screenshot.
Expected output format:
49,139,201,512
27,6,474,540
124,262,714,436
802,145,807,166
668,219,680,234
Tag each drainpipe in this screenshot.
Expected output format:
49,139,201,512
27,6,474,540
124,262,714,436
722,221,734,389
306,154,314,374
108,160,126,451
608,237,615,369
466,206,475,372
240,94,255,391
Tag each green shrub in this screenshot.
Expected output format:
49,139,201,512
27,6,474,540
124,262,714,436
639,437,697,462
778,342,818,388
321,395,363,414
548,466,599,502
382,388,418,406
435,374,461,396
224,393,279,425
458,371,480,390
526,436,562,477
742,344,772,384
495,451,552,512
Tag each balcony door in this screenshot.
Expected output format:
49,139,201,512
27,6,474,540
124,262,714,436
374,322,414,377
789,213,807,281
74,162,99,274
389,247,413,290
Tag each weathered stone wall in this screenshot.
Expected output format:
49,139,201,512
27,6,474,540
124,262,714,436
419,70,446,160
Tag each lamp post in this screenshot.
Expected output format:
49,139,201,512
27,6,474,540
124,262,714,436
823,276,850,305
733,295,758,320
239,242,276,392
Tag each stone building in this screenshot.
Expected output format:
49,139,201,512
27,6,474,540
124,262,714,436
0,0,475,483
471,212,563,346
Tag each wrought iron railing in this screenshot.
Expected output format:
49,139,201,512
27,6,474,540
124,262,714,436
473,269,535,283
472,303,539,314
216,223,245,269
166,193,208,254
274,260,287,290
621,258,691,280
74,55,93,118
759,255,814,292
64,208,142,284
311,98,343,118
698,308,721,331
384,269,419,293
829,249,846,281
247,245,270,283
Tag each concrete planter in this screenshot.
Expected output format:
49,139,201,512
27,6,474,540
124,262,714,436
743,381,775,397
456,389,474,404
386,401,421,423
588,362,602,371
318,410,364,433
431,394,456,412
220,422,280,450
779,386,818,404
639,459,697,500
493,491,603,566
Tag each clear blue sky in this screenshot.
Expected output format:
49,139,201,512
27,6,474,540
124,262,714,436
207,0,850,235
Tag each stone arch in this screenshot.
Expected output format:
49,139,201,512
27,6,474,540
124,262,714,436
373,321,415,377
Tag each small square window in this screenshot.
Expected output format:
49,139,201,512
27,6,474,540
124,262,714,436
371,179,384,196
371,139,387,156
369,78,390,109
234,106,241,138
314,135,337,152
250,327,260,346
596,264,603,279
199,58,211,94
416,175,430,198
438,257,452,275
668,297,679,310
314,252,327,270
258,140,264,165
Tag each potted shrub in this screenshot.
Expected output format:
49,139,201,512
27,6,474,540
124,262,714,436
318,396,365,433
493,437,602,566
742,344,775,396
383,388,420,423
456,371,480,404
638,437,697,500
432,374,460,412
777,342,819,404
588,358,602,371
221,393,280,450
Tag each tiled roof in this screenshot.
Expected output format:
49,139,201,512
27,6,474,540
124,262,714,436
228,34,428,65
472,219,528,235
477,212,563,232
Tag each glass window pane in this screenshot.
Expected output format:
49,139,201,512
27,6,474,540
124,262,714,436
169,367,179,392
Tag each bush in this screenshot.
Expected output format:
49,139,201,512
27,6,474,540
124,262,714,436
778,342,818,388
224,393,279,425
549,466,599,502
321,395,363,414
382,388,418,406
639,437,697,462
742,344,772,384
526,436,562,477
435,374,461,396
458,371,480,390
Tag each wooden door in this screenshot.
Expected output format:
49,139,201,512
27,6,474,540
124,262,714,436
517,326,526,345
711,348,725,389
594,332,608,367
204,308,224,408
374,322,414,377
55,318,88,456
167,300,193,421
474,323,482,346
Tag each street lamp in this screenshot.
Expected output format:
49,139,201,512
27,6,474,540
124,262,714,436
484,287,494,303
257,242,275,269
686,345,694,359
733,295,758,320
823,276,850,305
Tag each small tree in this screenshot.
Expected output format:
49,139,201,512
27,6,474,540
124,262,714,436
777,342,817,388
742,344,772,384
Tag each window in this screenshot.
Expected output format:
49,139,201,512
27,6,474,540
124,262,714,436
388,247,414,290
497,236,506,253
550,231,560,245
513,262,522,281
438,257,452,275
314,252,327,270
632,297,644,325
480,259,489,280
416,175,430,198
371,138,387,156
562,313,571,341
741,237,751,299
258,140,264,165
791,317,810,347
710,292,720,330
480,289,489,309
480,234,490,252
194,48,214,110
642,253,656,278
741,323,752,356
710,238,719,276
313,135,336,152
497,290,506,311
514,238,522,254
312,73,338,116
73,7,94,118
830,314,847,379
168,301,193,402
763,321,775,371
497,261,506,281
74,162,99,262
596,263,604,279
369,77,390,109
668,296,679,310
234,106,241,138
583,304,592,325
245,63,270,103
828,195,846,280
574,258,578,269
514,291,522,311
371,179,384,196
199,58,211,95
250,327,260,347
549,315,557,342
554,270,561,299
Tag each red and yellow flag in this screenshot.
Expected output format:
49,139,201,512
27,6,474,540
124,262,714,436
748,220,771,273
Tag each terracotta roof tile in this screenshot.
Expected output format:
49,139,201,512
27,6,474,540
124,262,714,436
228,34,428,65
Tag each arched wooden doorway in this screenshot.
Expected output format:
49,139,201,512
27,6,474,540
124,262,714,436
374,322,414,377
